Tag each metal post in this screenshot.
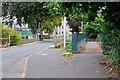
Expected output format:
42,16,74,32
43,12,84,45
63,16,66,50
8,35,10,46
0,3,2,16
72,32,77,54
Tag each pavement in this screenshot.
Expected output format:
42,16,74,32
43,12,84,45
25,42,109,78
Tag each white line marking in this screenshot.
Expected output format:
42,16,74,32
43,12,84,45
41,54,47,55
61,51,76,64
20,48,48,78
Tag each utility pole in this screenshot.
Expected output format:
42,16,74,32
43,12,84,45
63,16,67,50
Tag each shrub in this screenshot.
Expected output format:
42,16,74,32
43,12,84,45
7,28,22,46
101,26,120,77
1,25,22,46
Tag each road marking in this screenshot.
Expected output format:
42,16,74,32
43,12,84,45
36,51,42,54
20,48,48,78
41,54,47,55
61,51,76,64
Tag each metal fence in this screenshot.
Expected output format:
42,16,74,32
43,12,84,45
72,33,87,54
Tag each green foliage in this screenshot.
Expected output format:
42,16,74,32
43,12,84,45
41,15,62,34
1,25,22,46
66,40,72,52
0,24,3,39
2,2,52,34
83,13,111,37
84,13,105,30
83,28,97,38
2,2,64,35
0,23,3,29
7,28,22,46
101,24,120,77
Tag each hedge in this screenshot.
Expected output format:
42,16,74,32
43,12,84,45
101,26,120,77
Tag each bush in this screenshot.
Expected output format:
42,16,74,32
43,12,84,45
101,26,120,77
7,28,22,46
1,25,22,46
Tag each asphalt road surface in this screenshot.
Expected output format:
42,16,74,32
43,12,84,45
25,42,108,78
2,41,53,78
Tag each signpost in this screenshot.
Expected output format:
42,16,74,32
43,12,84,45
63,16,67,50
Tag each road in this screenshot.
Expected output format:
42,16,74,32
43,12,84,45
2,41,53,78
25,42,108,78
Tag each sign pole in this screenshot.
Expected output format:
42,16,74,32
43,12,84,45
63,16,66,50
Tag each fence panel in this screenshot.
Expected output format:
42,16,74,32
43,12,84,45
72,33,87,54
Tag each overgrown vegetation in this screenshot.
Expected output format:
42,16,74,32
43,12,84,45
102,25,120,77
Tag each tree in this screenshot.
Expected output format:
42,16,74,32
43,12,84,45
2,2,65,40
2,2,51,40
41,15,62,34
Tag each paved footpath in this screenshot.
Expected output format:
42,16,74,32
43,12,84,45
25,42,109,78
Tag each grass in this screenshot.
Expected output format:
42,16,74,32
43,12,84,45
62,39,74,63
62,51,75,63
